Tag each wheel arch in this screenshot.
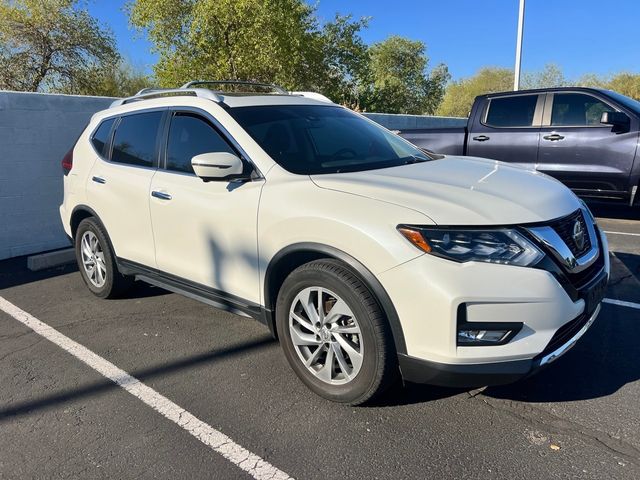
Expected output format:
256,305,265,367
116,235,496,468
70,205,119,258
263,242,407,355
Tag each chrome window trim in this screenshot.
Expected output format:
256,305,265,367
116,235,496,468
526,207,599,273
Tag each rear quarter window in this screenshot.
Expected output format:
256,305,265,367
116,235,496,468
91,118,115,157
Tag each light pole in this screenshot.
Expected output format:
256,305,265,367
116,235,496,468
513,0,525,90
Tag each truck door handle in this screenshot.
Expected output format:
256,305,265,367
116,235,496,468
543,134,565,141
92,176,106,184
151,190,172,201
472,135,490,142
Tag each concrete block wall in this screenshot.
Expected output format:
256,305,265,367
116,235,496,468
0,91,113,260
0,91,466,260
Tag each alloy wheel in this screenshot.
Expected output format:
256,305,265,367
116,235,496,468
80,230,107,288
289,286,363,385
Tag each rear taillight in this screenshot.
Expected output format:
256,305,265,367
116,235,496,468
62,148,73,175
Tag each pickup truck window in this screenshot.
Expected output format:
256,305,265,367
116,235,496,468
485,95,538,127
551,93,613,126
228,105,430,174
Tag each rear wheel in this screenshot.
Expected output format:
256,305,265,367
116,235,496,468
276,259,397,405
75,218,133,298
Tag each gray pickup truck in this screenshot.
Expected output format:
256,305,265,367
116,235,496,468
400,87,640,206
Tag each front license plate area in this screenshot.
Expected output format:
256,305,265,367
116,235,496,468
583,271,607,315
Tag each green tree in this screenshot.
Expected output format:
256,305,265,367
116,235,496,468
312,14,370,109
129,0,448,113
522,63,565,89
360,36,449,114
0,0,119,93
607,73,640,99
71,60,153,97
577,72,640,100
437,67,513,117
129,0,319,89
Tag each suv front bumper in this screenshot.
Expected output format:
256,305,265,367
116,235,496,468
378,225,609,387
398,304,601,387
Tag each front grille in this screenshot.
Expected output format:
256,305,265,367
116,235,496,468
549,209,591,258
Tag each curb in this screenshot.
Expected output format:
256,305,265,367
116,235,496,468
27,248,75,271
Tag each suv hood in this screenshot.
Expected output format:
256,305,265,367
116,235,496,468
311,156,581,225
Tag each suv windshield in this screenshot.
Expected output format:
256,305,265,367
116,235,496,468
228,104,430,174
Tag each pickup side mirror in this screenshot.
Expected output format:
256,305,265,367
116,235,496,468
191,152,246,182
600,111,630,128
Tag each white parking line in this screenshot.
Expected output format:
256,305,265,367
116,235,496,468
603,230,640,237
0,296,292,480
603,298,640,310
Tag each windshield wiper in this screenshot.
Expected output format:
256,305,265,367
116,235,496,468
402,155,429,165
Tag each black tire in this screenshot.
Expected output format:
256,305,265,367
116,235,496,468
276,259,398,405
75,217,133,298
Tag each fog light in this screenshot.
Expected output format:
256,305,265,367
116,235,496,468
457,329,511,345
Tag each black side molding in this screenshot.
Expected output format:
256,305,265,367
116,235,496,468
117,258,265,322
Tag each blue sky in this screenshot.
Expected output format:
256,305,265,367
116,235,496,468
88,0,640,81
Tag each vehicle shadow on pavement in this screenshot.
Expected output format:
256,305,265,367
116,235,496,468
370,382,466,407
0,256,169,299
0,256,77,290
0,335,276,422
483,303,640,403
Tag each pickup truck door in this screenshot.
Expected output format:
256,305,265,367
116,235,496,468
466,93,543,169
537,92,638,198
148,109,263,305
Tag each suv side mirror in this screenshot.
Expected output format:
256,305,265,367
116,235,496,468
191,152,246,182
600,111,630,128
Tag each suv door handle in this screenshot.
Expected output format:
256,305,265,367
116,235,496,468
151,191,172,201
92,176,106,184
472,135,490,142
543,134,565,141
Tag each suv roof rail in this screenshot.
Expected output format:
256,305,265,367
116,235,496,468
181,80,288,94
110,88,224,108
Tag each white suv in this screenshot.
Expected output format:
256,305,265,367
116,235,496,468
60,81,609,404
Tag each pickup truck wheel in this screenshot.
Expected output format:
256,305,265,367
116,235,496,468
276,259,397,405
75,218,133,299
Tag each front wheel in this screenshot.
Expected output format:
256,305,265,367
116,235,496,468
276,259,398,405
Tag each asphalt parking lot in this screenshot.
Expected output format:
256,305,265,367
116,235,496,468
0,202,638,480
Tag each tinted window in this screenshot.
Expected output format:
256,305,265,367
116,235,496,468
91,118,115,156
228,105,430,174
551,93,614,126
485,95,538,127
166,113,235,174
112,111,163,167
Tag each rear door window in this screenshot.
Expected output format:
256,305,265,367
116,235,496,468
485,95,539,127
165,113,235,174
111,111,163,167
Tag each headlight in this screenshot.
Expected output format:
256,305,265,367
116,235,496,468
398,226,544,267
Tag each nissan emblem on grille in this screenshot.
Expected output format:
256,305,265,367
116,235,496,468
573,219,585,251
